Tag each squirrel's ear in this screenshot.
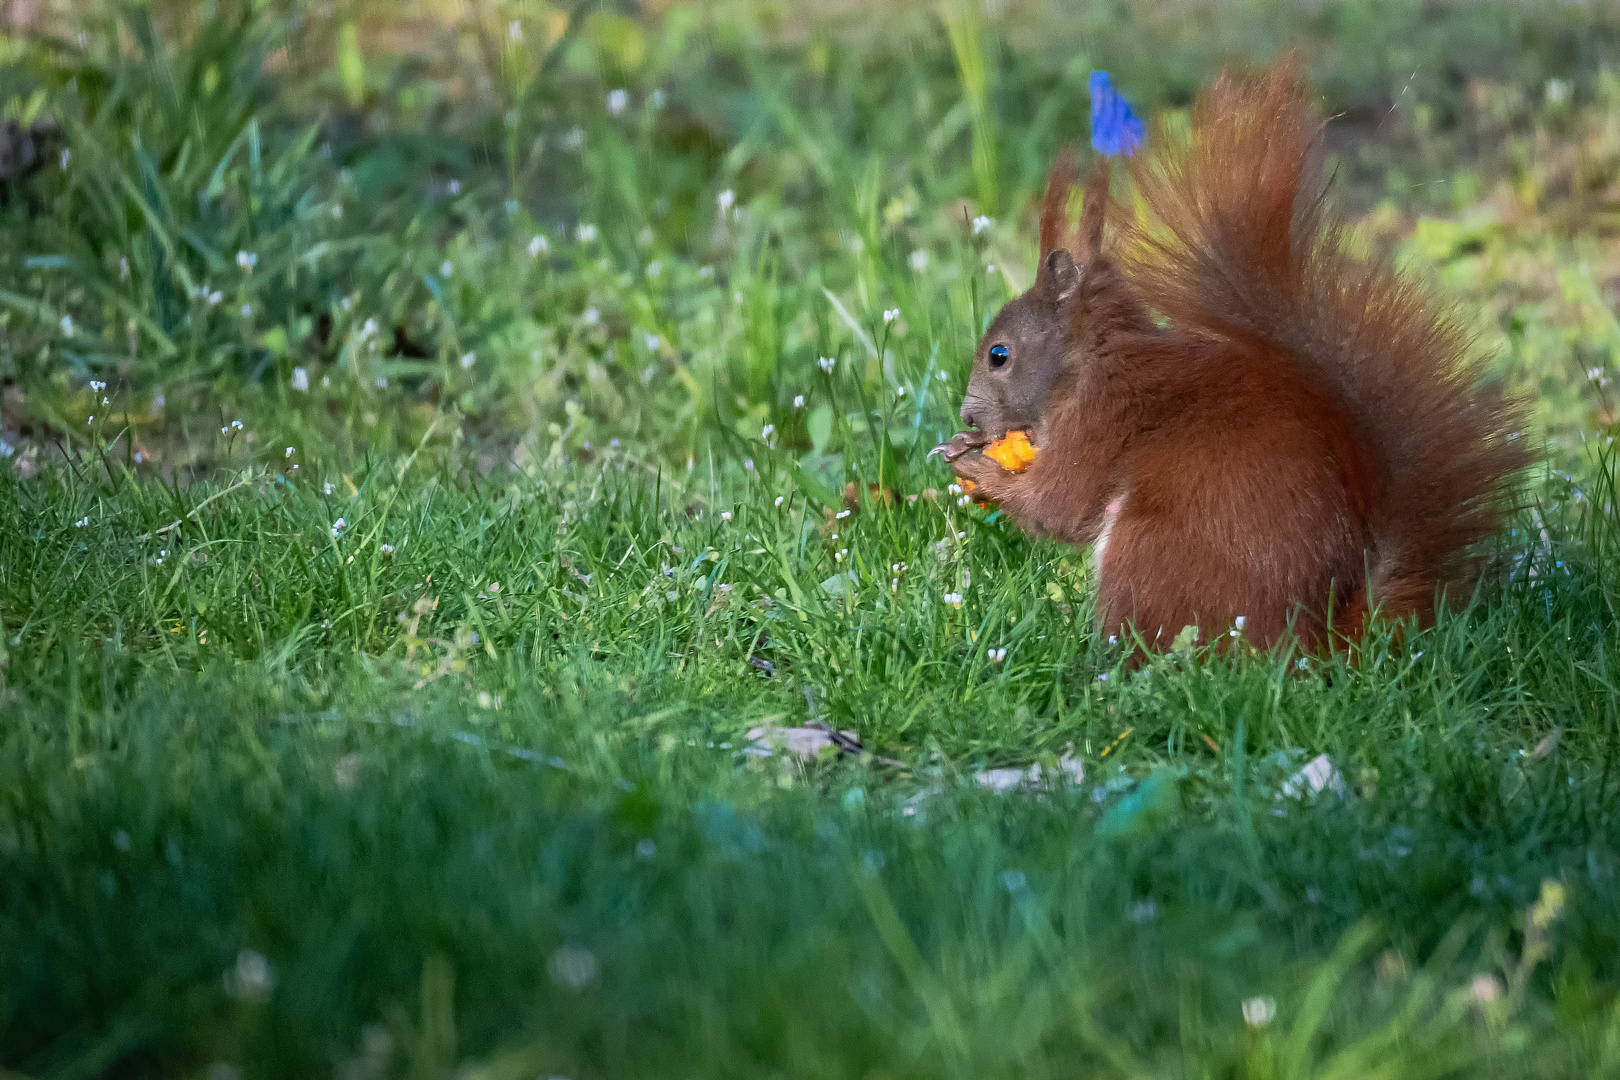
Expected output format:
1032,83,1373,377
1040,248,1081,303
1078,157,1111,264
1039,147,1079,256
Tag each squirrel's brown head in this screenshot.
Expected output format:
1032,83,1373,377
959,153,1109,440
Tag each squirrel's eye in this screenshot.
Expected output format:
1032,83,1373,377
988,344,1010,369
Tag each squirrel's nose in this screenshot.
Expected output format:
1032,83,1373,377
960,402,978,428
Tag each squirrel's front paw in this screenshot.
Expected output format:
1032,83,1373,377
930,431,990,464
949,451,1006,504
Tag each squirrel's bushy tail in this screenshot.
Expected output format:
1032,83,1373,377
1119,54,1529,623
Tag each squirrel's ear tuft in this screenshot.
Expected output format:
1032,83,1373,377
1078,157,1111,264
1040,248,1081,303
1039,148,1079,256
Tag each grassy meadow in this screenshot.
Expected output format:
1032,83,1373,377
5,0,1620,1075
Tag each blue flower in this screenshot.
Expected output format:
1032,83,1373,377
1090,71,1144,157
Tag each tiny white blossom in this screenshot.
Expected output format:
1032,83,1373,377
1097,673,1109,682
721,511,733,522
528,234,549,258
290,367,310,392
323,482,336,495
744,459,754,470
943,592,963,607
75,516,89,527
835,509,851,520
440,260,453,278
331,203,342,219
236,250,257,271
89,380,106,392
1235,615,1247,630
577,223,598,243
883,308,899,324
361,317,378,338
698,265,714,279
988,648,1006,663
818,356,836,374
460,351,476,369
380,543,395,554
947,483,962,495
375,376,388,389
971,215,993,235
240,303,252,318
1242,997,1276,1028
607,89,629,115
908,249,929,272
508,19,522,41
761,424,775,439
717,189,735,214
208,290,223,305
582,307,600,326
957,496,971,507
644,333,661,351
60,315,74,337
285,446,295,457
447,179,461,196
834,549,846,561
331,517,347,537
896,385,906,397
793,394,805,408
231,420,243,430
774,496,785,507
562,127,585,151
646,259,662,279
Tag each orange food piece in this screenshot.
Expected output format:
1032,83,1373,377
983,430,1038,472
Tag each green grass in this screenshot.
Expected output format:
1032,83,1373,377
6,0,1620,1075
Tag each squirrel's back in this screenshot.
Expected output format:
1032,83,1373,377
1117,56,1529,626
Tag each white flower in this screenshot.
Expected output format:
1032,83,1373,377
971,214,993,235
835,509,851,520
717,189,735,214
508,19,522,41
698,265,714,279
721,511,733,522
528,234,549,258
231,420,243,431
646,259,662,279
460,351,476,369
225,949,275,1001
236,250,257,271
818,356,836,374
908,250,929,272
644,332,661,352
943,592,963,607
793,394,805,408
89,380,106,392
1242,997,1276,1028
607,89,629,115
988,648,1006,663
896,385,906,397
291,367,310,392
323,483,336,495
285,446,295,458
883,308,899,324
375,377,387,389
583,307,600,326
1097,673,1109,682
60,314,74,337
1469,974,1502,1004
440,260,453,278
761,424,775,440
331,202,343,219
947,483,962,495
957,496,971,507
1235,615,1247,630
208,290,223,305
774,496,785,507
240,303,252,318
562,127,585,151
331,517,347,537
380,543,394,554
361,317,378,339
834,549,846,561
985,264,996,275
744,459,754,470
75,516,89,527
576,223,598,244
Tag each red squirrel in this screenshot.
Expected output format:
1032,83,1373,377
937,57,1529,651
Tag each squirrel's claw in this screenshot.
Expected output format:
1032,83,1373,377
931,431,989,463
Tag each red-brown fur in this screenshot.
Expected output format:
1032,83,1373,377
947,56,1529,651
